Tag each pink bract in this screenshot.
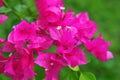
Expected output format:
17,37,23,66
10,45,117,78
74,12,97,43
0,38,4,44
4,48,35,80
57,47,87,67
13,20,36,42
0,0,3,7
0,14,8,24
85,34,114,62
35,53,64,80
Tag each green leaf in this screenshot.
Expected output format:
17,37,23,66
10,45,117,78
2,52,12,58
0,6,12,13
0,74,11,80
43,45,57,53
59,66,79,80
69,65,80,71
14,4,27,12
79,72,96,80
34,64,45,80
86,58,91,63
24,17,35,22
22,0,38,12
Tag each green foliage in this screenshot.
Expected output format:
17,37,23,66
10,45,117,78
34,64,45,80
0,74,11,80
69,66,80,72
0,0,119,80
0,6,11,13
79,72,96,80
59,66,79,80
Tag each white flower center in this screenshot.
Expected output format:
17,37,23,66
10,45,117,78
60,6,65,10
56,26,62,30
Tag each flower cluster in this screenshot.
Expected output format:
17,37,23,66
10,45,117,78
0,0,113,80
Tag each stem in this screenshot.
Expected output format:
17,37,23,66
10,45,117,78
3,0,23,20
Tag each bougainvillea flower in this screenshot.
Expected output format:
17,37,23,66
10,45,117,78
4,48,35,80
49,26,77,53
28,36,53,50
57,47,86,67
85,34,114,62
35,0,64,13
8,31,30,49
74,12,97,42
0,14,8,24
60,9,75,27
35,0,65,29
42,6,61,23
13,20,36,42
35,53,64,80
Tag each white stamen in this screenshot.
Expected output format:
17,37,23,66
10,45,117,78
66,26,71,29
60,6,65,10
56,26,62,30
9,53,13,57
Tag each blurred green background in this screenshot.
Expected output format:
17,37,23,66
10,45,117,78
0,0,119,80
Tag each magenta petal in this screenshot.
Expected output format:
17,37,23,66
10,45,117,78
0,53,7,74
83,21,97,39
76,12,89,24
107,51,114,59
0,15,8,24
29,37,46,48
24,68,35,79
3,42,15,52
35,53,63,80
35,0,64,13
49,28,61,41
0,62,5,74
45,0,64,7
77,21,97,42
63,48,87,67
45,64,61,80
61,9,74,26
5,59,15,76
35,53,52,69
14,20,36,41
44,6,61,22
0,38,5,44
85,34,113,62
0,0,3,7
8,31,15,43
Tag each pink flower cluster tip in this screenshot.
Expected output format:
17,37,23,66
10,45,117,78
0,0,3,7
0,0,113,80
0,0,8,24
